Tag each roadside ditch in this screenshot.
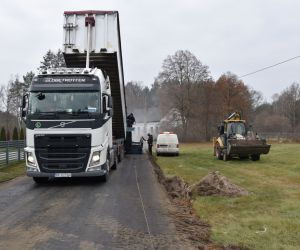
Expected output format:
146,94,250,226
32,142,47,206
149,155,249,250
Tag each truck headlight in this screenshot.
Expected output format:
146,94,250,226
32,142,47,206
27,152,36,166
89,151,101,167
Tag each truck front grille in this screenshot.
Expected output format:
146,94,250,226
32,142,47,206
34,134,91,173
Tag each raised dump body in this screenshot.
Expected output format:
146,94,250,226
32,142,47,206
63,10,127,140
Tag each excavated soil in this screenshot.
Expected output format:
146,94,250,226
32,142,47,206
191,171,250,197
150,156,249,250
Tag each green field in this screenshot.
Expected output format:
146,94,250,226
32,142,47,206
155,143,300,250
0,161,25,183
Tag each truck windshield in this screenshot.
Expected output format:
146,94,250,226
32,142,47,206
28,92,101,115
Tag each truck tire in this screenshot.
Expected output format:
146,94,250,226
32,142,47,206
100,154,110,182
118,147,124,163
33,177,48,184
111,154,118,170
251,154,260,161
215,144,222,160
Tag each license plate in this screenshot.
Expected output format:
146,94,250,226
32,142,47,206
54,173,72,177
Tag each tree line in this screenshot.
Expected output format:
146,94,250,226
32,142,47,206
126,50,300,141
1,49,299,142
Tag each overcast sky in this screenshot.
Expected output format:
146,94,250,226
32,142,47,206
1,0,299,101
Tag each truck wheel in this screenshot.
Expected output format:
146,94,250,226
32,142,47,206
100,154,110,182
111,154,118,170
33,177,48,184
118,148,124,162
251,154,260,161
215,144,222,160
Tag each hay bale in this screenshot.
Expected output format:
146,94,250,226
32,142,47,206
191,171,249,197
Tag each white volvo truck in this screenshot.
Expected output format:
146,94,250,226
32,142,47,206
22,11,128,183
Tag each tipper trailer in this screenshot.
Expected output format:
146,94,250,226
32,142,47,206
22,10,129,183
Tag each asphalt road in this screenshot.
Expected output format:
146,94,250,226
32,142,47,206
0,154,193,250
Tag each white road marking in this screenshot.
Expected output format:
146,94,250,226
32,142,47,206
134,162,155,250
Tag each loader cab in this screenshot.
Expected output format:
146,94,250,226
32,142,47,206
226,121,246,137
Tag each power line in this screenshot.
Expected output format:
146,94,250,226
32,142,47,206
239,56,300,78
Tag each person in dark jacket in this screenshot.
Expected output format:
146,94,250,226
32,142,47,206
147,133,153,155
126,113,135,127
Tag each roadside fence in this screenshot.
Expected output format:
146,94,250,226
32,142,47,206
260,132,300,142
0,140,25,167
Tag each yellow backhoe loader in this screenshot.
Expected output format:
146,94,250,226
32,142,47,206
213,112,271,161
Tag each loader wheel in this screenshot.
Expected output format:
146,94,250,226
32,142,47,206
223,151,228,161
215,144,222,160
251,154,260,161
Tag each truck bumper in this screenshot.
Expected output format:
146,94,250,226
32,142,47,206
27,164,107,178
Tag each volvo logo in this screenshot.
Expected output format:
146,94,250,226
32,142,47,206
49,120,76,129
35,122,42,128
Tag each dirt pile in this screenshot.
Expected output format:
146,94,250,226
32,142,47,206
191,171,249,197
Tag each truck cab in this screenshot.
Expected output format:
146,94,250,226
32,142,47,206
22,68,117,183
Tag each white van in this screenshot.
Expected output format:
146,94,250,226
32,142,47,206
156,132,179,156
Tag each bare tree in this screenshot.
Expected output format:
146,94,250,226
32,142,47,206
156,50,211,140
215,72,252,121
274,83,300,132
0,83,13,139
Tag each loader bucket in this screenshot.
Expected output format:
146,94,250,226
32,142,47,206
227,139,271,156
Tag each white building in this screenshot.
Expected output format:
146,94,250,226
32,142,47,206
132,122,160,142
131,108,183,142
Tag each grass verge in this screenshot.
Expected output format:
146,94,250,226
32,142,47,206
0,161,25,183
155,143,300,250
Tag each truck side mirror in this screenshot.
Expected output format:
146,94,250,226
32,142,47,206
102,96,107,114
102,94,113,117
107,109,113,117
108,96,113,109
21,94,28,121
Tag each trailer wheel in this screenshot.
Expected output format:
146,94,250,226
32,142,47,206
215,144,222,160
251,154,260,161
33,177,48,184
